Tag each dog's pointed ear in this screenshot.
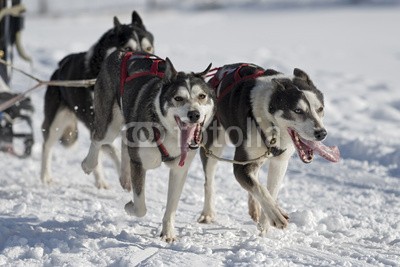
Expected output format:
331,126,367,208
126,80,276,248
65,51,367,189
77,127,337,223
132,11,145,29
293,68,314,86
194,63,212,78
272,78,285,91
264,69,281,76
164,57,177,82
113,16,122,31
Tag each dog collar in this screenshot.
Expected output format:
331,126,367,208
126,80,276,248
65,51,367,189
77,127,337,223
252,116,285,157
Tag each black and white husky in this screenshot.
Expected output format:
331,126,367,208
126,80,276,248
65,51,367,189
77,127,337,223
81,51,216,242
41,11,154,188
199,63,340,234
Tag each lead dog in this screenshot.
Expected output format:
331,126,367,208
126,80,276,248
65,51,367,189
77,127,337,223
81,51,216,242
199,63,340,234
41,11,154,188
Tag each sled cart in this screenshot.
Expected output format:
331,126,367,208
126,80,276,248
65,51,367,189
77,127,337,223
0,0,34,158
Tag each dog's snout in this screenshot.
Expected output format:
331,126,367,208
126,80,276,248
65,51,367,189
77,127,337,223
187,110,200,123
314,129,327,141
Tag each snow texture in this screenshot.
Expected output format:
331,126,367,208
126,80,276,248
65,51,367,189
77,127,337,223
1,1,399,266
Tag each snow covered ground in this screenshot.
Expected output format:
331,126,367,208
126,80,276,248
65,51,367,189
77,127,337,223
1,1,400,266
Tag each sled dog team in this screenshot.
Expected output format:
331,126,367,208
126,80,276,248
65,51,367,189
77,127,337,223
41,11,340,242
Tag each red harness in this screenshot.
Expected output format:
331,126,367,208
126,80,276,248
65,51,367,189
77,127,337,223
120,51,165,97
208,64,265,101
119,52,173,162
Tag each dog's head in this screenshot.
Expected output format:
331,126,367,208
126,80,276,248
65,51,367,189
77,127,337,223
110,11,154,54
269,69,339,163
159,59,216,166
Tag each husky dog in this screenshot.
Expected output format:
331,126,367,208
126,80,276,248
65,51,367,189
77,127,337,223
199,63,340,234
41,11,154,188
81,51,216,242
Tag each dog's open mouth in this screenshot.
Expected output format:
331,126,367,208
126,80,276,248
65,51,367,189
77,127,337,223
175,116,203,167
288,128,340,163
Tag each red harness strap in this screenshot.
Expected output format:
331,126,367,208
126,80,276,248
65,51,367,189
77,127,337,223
153,127,172,161
125,59,164,82
120,51,133,98
119,52,173,162
210,64,265,101
120,52,165,97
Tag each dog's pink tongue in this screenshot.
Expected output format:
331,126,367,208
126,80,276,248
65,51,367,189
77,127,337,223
178,125,198,167
304,139,340,162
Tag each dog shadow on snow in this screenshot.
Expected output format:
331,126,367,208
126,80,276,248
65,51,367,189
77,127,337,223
0,215,163,253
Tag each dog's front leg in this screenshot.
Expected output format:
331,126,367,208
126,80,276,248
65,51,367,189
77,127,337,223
233,146,288,232
258,153,291,235
198,147,219,224
267,155,290,199
124,160,147,217
82,141,102,175
82,102,123,177
198,126,225,224
161,153,195,243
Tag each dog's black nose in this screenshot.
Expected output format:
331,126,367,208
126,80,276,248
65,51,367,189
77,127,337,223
314,129,327,141
187,110,200,123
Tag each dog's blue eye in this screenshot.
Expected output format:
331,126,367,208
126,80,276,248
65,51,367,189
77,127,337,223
174,96,184,102
294,109,303,114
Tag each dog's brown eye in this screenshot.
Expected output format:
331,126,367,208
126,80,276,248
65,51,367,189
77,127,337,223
198,94,206,100
145,46,153,52
317,107,324,113
174,96,184,102
294,108,303,114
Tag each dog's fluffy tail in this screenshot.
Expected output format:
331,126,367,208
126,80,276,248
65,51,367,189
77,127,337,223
59,120,78,147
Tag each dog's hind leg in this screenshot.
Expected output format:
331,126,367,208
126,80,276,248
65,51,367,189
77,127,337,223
95,144,122,189
41,85,62,184
41,106,76,184
90,144,121,189
198,124,225,224
91,150,110,189
124,160,147,217
102,144,121,175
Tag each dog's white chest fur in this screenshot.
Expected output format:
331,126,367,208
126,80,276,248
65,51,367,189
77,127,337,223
137,133,181,170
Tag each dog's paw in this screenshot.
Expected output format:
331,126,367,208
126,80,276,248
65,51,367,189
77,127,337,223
124,201,147,217
40,175,53,185
81,158,95,174
197,213,215,224
257,212,270,236
160,231,177,243
268,205,289,230
257,222,270,237
95,180,109,190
